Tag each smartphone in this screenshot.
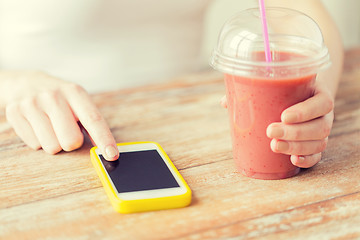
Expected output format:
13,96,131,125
90,141,192,213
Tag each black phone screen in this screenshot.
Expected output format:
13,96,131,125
99,150,180,193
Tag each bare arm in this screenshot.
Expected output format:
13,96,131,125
266,0,344,97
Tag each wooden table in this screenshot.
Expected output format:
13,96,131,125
1,49,359,240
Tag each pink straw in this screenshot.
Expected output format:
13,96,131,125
258,0,272,63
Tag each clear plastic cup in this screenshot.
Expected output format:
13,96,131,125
210,8,330,180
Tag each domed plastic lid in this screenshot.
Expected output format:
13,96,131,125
210,8,330,78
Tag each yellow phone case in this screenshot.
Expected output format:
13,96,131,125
90,141,192,213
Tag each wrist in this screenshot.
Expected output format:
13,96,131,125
0,71,64,107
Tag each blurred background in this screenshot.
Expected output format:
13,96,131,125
203,0,360,56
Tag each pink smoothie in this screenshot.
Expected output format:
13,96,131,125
224,53,316,179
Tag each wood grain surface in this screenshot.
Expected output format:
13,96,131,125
0,48,359,240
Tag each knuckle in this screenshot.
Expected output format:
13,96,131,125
292,128,301,140
294,142,303,154
318,139,328,153
64,82,86,95
39,89,62,104
88,110,104,123
322,124,332,138
62,135,84,152
285,141,295,154
5,103,19,121
325,96,335,113
20,96,37,112
320,117,333,138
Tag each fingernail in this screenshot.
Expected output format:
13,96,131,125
267,125,284,139
298,156,305,162
276,141,289,151
290,155,305,165
282,112,298,123
105,145,118,160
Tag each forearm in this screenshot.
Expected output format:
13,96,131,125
266,0,344,98
312,9,344,98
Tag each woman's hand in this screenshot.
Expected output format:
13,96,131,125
2,71,119,160
266,82,334,168
220,82,334,168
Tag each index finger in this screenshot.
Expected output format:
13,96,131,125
62,83,119,161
